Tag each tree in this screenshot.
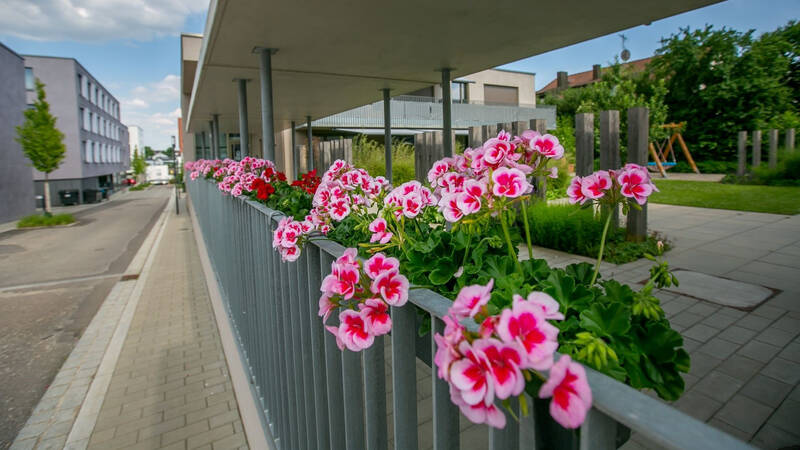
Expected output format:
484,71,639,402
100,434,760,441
16,79,66,215
164,146,175,159
132,147,146,176
648,23,798,160
144,146,155,159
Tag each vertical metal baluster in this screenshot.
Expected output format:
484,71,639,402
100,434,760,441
579,408,616,450
269,212,290,449
490,397,519,449
287,255,308,450
279,252,299,449
320,250,346,449
305,245,330,449
432,315,459,450
363,336,387,450
342,344,366,450
391,305,419,450
296,250,318,450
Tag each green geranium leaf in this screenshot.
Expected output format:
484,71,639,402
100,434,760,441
600,280,636,305
429,265,456,285
674,348,691,373
543,271,594,313
579,303,632,338
639,321,683,363
565,262,595,285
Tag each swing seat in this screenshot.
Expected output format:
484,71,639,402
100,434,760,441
646,161,676,172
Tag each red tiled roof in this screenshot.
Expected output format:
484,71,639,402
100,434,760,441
537,57,653,95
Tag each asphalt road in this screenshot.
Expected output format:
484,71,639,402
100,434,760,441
0,186,169,449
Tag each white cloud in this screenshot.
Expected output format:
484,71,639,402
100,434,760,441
124,98,149,108
118,75,181,148
0,0,208,42
122,107,181,149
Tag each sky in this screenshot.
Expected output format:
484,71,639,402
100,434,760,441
0,0,796,150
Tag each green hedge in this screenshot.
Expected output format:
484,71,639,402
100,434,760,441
524,202,666,264
722,151,800,186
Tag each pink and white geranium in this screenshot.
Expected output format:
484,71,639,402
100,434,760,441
567,164,657,207
435,281,592,430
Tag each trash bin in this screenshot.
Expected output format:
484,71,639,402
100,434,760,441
83,189,101,204
58,189,80,206
100,188,109,200
35,195,44,209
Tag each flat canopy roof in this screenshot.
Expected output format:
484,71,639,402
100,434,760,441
186,0,720,134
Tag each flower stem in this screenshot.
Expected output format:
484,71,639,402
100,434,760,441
520,198,533,259
500,210,522,274
590,210,613,286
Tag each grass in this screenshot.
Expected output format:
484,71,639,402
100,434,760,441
18,213,76,228
129,182,151,191
650,180,800,215
523,202,666,264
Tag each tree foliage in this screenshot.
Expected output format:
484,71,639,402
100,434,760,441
16,79,66,174
132,147,146,175
648,22,800,160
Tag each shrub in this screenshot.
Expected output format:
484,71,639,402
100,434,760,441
524,202,667,264
18,213,75,228
352,135,415,184
129,182,151,191
722,150,800,186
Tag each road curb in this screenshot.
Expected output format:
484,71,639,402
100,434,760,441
9,195,172,450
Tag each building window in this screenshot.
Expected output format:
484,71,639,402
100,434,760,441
451,82,467,104
91,141,97,163
81,75,88,98
25,67,34,90
94,86,99,104
82,140,88,162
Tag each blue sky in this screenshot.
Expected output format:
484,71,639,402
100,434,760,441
0,0,796,149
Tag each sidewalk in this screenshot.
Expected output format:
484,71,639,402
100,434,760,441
10,197,249,449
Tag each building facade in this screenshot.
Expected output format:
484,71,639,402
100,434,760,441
0,43,34,222
128,125,143,160
23,56,129,206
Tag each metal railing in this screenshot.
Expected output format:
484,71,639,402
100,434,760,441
311,97,556,130
188,178,754,450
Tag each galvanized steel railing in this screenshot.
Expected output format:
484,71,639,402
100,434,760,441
188,178,753,450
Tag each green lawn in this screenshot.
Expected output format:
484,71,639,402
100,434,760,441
650,180,800,215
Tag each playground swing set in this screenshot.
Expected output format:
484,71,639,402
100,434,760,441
647,122,700,178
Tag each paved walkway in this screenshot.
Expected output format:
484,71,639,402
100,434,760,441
84,199,249,449
532,204,800,449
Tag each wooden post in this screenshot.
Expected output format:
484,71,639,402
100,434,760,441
343,138,353,164
531,119,547,134
786,128,795,152
414,133,425,182
531,119,547,198
482,124,497,140
497,122,513,135
626,107,649,242
752,130,762,167
768,129,778,169
468,126,482,149
600,110,621,226
513,121,528,136
737,131,747,176
575,113,594,176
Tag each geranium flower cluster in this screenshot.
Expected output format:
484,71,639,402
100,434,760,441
567,164,658,206
271,216,315,262
434,281,592,429
185,157,282,198
290,169,321,195
310,160,388,227
319,249,409,351
383,181,437,220
426,130,564,223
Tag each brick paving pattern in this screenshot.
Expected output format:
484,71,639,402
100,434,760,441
86,209,249,449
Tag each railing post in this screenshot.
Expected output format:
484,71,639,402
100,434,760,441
342,349,366,450
296,250,317,450
752,129,762,167
489,397,519,449
363,337,388,450
768,128,778,169
580,409,617,450
737,131,747,176
391,305,419,450
432,316,459,450
320,252,346,449
626,107,649,242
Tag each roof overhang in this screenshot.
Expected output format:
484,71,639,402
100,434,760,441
186,0,721,134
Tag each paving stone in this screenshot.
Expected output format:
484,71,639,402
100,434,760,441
688,352,723,378
778,341,800,363
751,424,800,450
681,337,702,353
186,424,236,449
737,340,782,363
772,315,800,333
671,311,705,328
697,337,740,360
755,327,797,347
751,304,786,320
768,399,800,435
741,374,793,408
736,314,774,332
714,394,773,435
762,357,800,385
707,418,751,442
673,391,722,422
701,313,739,330
212,432,247,450
715,355,763,383
682,324,719,342
715,326,757,345
692,371,744,403
668,270,772,309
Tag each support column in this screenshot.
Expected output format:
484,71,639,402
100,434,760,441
575,113,594,176
291,121,298,179
208,120,216,159
200,131,207,159
237,79,249,159
257,48,277,161
441,68,453,157
737,131,747,176
752,130,762,167
213,114,221,159
306,116,314,172
626,107,649,243
383,88,392,183
768,129,778,169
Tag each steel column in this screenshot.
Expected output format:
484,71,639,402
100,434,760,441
441,68,453,157
306,116,314,172
208,120,216,159
237,79,250,158
383,88,392,183
257,48,276,161
291,121,298,179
